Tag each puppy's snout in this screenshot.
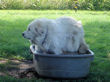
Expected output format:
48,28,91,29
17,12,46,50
22,33,25,36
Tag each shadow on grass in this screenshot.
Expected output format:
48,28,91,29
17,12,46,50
0,59,33,78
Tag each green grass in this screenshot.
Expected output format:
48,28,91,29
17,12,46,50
0,10,110,81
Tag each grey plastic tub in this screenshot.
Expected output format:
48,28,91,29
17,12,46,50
30,46,94,79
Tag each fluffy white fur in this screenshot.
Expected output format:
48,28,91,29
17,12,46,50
23,17,89,55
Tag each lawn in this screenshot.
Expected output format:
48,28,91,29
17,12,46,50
0,10,110,81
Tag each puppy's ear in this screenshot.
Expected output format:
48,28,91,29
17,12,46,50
35,27,44,35
35,27,39,33
35,23,46,35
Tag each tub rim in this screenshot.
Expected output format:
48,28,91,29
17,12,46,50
30,45,94,58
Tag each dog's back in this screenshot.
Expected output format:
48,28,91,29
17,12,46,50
55,17,84,53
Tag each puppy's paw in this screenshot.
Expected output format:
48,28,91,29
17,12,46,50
78,44,89,54
78,48,87,54
54,49,63,55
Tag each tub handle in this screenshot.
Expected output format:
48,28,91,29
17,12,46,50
30,45,38,55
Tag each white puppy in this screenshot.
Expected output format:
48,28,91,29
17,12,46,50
22,17,89,55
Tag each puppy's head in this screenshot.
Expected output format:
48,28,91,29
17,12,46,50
22,19,48,44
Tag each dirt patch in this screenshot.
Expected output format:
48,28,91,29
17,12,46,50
0,59,38,78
